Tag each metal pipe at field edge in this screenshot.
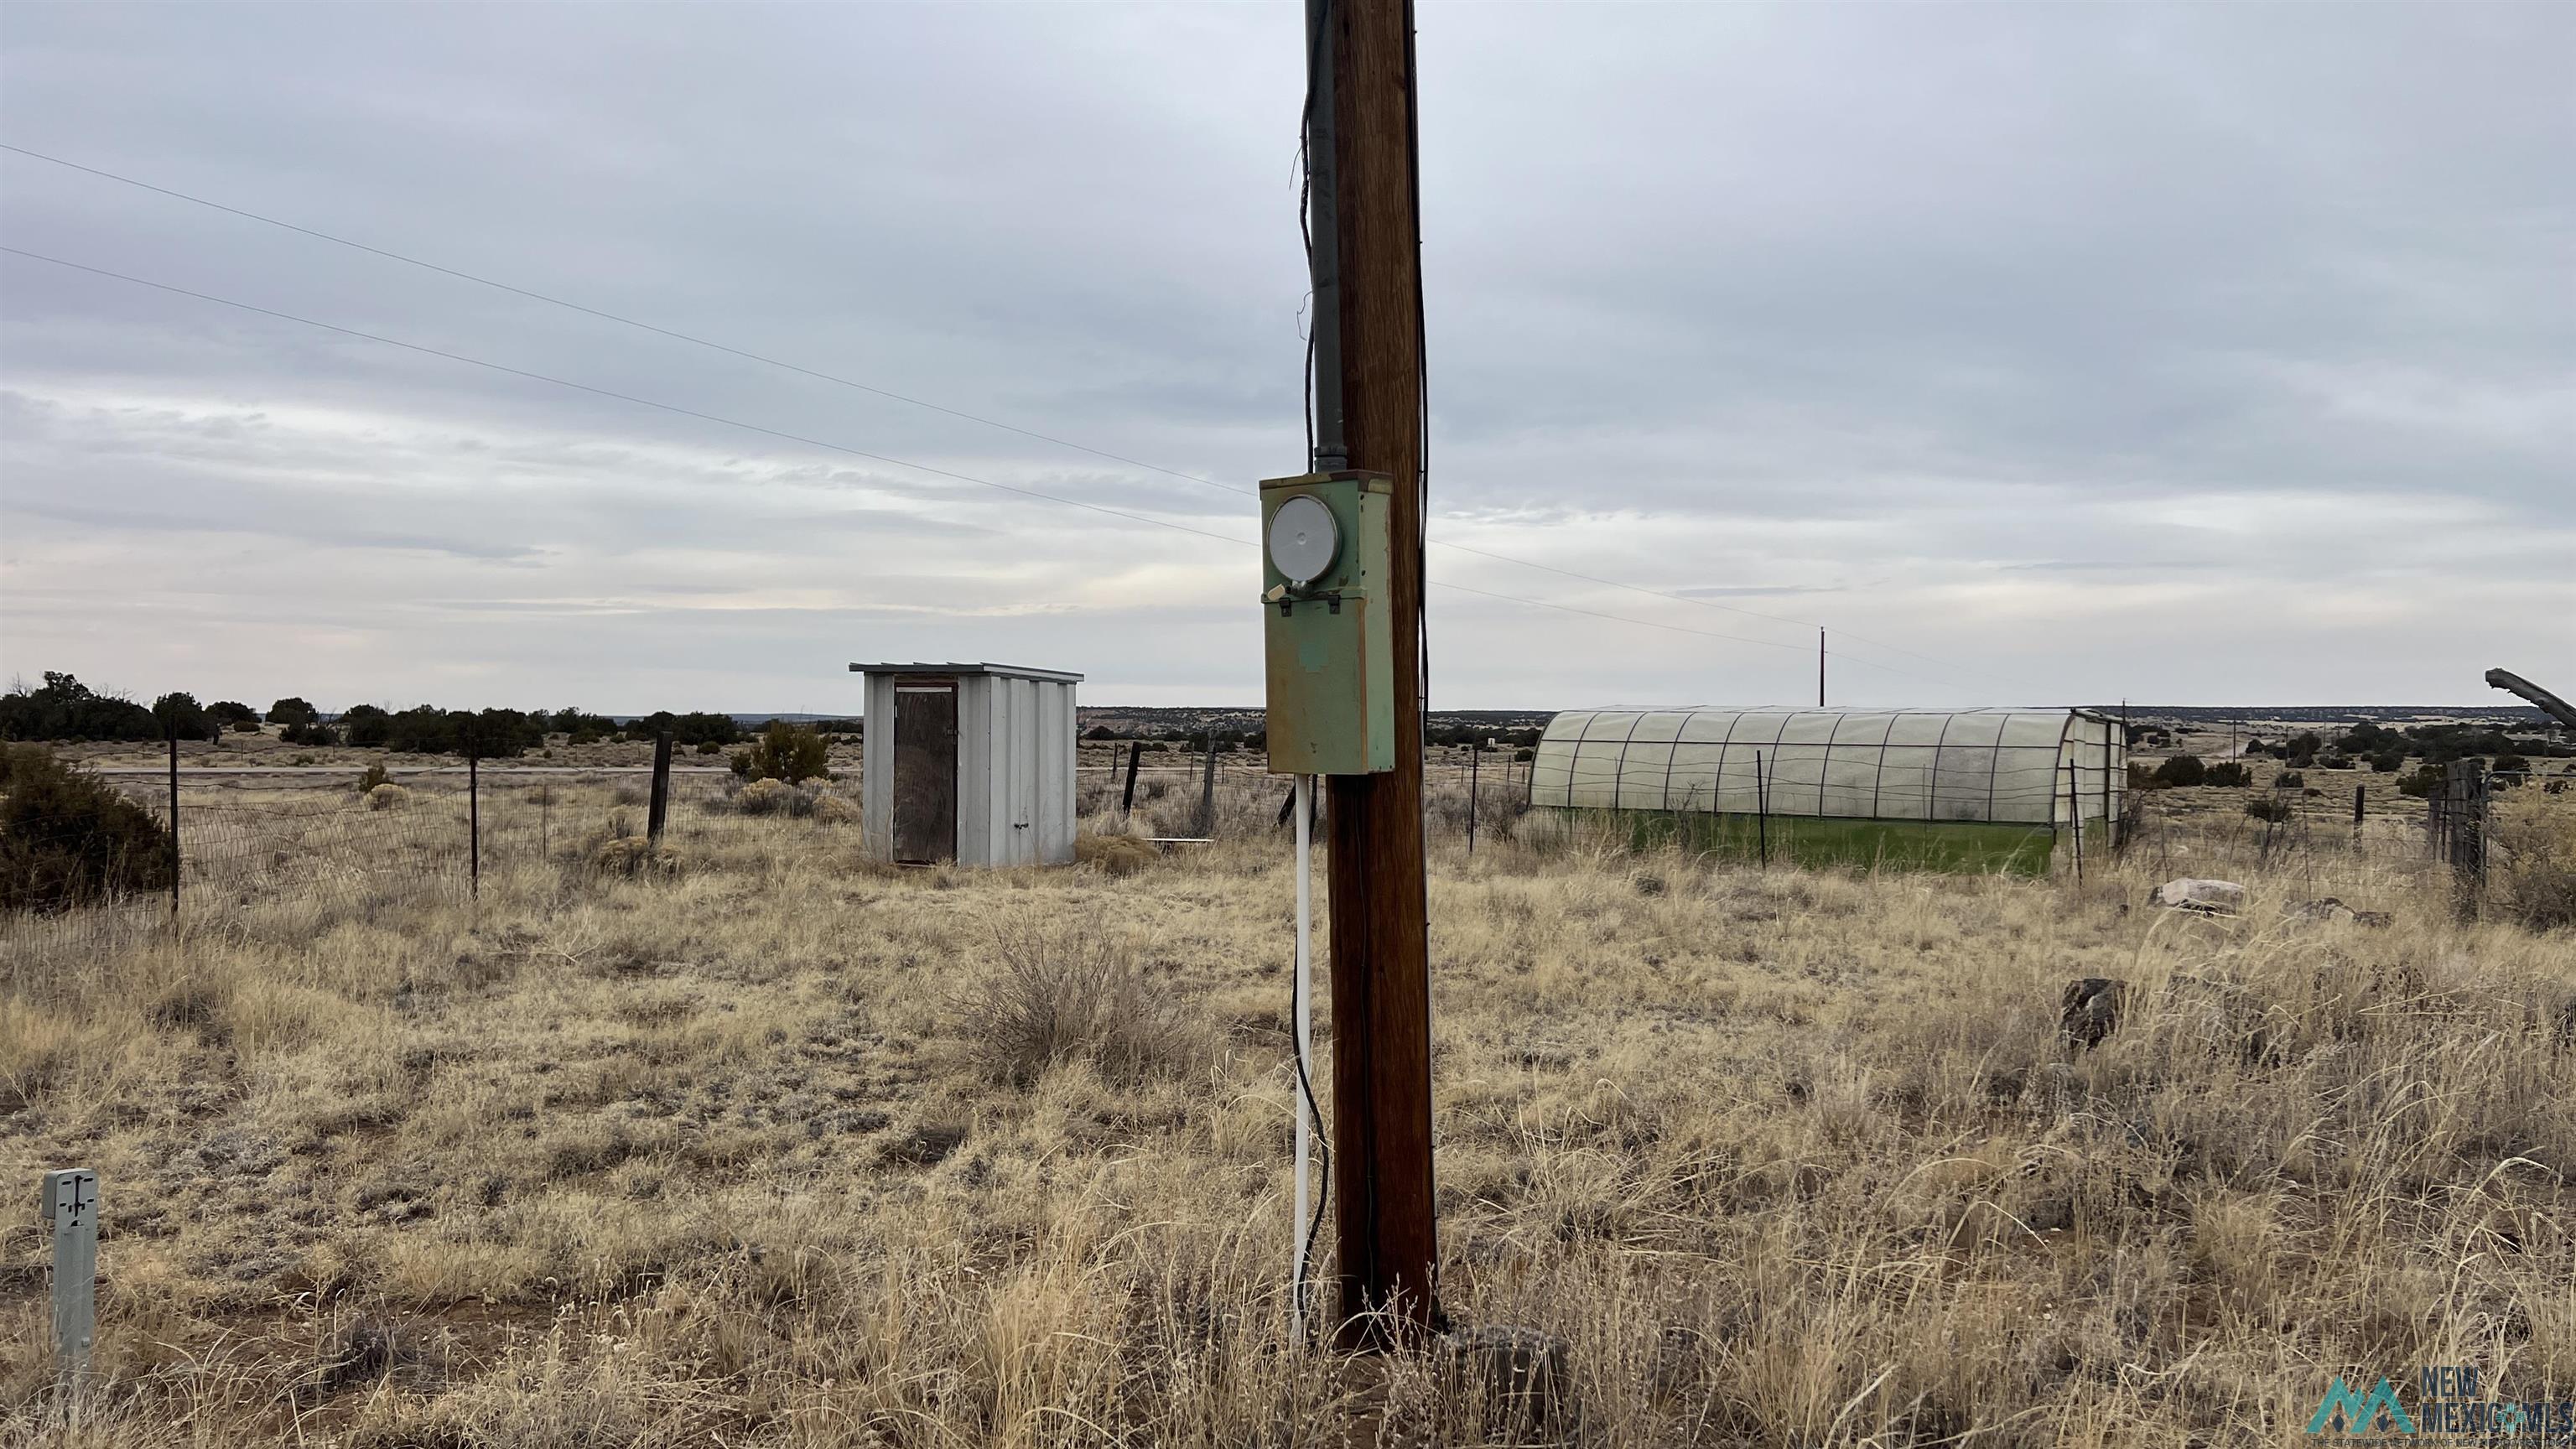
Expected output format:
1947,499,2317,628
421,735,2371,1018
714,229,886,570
1305,0,1345,471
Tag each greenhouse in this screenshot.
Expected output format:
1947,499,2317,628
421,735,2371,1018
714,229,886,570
1528,707,2125,874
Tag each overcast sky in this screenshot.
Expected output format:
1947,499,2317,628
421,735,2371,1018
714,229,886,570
3,3,2568,713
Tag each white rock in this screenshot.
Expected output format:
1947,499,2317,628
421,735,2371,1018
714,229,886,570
2150,878,2245,914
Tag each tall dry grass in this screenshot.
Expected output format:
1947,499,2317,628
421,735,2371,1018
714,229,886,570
0,775,2568,1446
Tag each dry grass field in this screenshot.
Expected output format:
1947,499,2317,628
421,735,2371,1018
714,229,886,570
3,769,2573,1446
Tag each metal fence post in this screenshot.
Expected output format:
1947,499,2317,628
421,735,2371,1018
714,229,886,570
42,1167,97,1396
164,729,180,919
1467,742,1480,854
2099,725,2112,854
1754,750,1769,868
467,741,480,900
2065,758,2082,883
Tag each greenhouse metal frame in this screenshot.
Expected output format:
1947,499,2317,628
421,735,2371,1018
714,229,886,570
1529,707,2124,865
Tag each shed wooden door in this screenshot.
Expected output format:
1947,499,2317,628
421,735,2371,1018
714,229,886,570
892,684,958,863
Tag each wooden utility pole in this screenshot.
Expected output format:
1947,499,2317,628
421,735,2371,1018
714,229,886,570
1313,0,1439,1344
1817,630,1826,708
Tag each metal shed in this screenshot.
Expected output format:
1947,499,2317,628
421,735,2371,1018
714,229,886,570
848,662,1082,867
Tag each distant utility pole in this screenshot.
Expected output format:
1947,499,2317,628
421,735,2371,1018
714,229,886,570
1309,0,1439,1345
1817,629,1826,708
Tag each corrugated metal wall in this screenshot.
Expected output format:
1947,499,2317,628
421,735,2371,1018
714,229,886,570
860,672,896,860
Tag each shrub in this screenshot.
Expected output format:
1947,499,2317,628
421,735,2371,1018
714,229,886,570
2204,762,2252,788
0,745,175,912
207,701,261,732
2397,766,2444,798
153,693,216,742
1074,833,1157,876
592,836,682,878
281,720,339,746
0,673,160,742
339,704,391,747
734,778,792,816
2276,771,2304,788
2495,754,2531,776
735,721,831,784
678,712,742,747
2371,750,2406,773
2151,755,2207,788
2491,792,2576,929
950,913,1208,1089
266,697,319,725
809,793,860,825
366,783,411,811
545,708,619,738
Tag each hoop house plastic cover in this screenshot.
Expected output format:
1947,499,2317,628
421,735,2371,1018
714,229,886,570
1528,708,2122,827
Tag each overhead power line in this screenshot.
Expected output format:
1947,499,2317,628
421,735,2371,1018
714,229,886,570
0,247,1250,549
1,143,2006,688
4,245,1962,681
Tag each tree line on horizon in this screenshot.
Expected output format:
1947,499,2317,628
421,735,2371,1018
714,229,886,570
0,673,862,760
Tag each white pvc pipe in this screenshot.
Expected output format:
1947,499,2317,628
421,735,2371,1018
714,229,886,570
1291,772,1313,1343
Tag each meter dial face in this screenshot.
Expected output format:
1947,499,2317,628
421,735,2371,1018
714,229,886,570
1267,495,1340,587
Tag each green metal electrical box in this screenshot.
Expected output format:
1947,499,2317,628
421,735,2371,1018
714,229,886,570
1261,470,1395,775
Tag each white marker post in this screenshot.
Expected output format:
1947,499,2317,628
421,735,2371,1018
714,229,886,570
42,1167,98,1397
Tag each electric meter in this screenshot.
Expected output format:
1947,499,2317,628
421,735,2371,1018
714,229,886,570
1259,470,1394,775
1267,496,1340,588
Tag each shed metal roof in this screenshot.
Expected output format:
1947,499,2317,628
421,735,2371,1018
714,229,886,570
846,662,1084,683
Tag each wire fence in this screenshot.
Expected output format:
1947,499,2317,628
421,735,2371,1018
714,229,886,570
2,766,743,957
3,745,1537,957
10,748,2563,958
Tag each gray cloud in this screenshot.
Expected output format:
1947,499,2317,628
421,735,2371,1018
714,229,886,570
3,3,2568,710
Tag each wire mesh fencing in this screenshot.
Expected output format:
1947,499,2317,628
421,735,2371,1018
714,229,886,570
0,766,778,958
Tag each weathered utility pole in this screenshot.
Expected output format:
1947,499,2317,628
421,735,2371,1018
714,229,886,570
1817,629,1826,708
1311,0,1439,1345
